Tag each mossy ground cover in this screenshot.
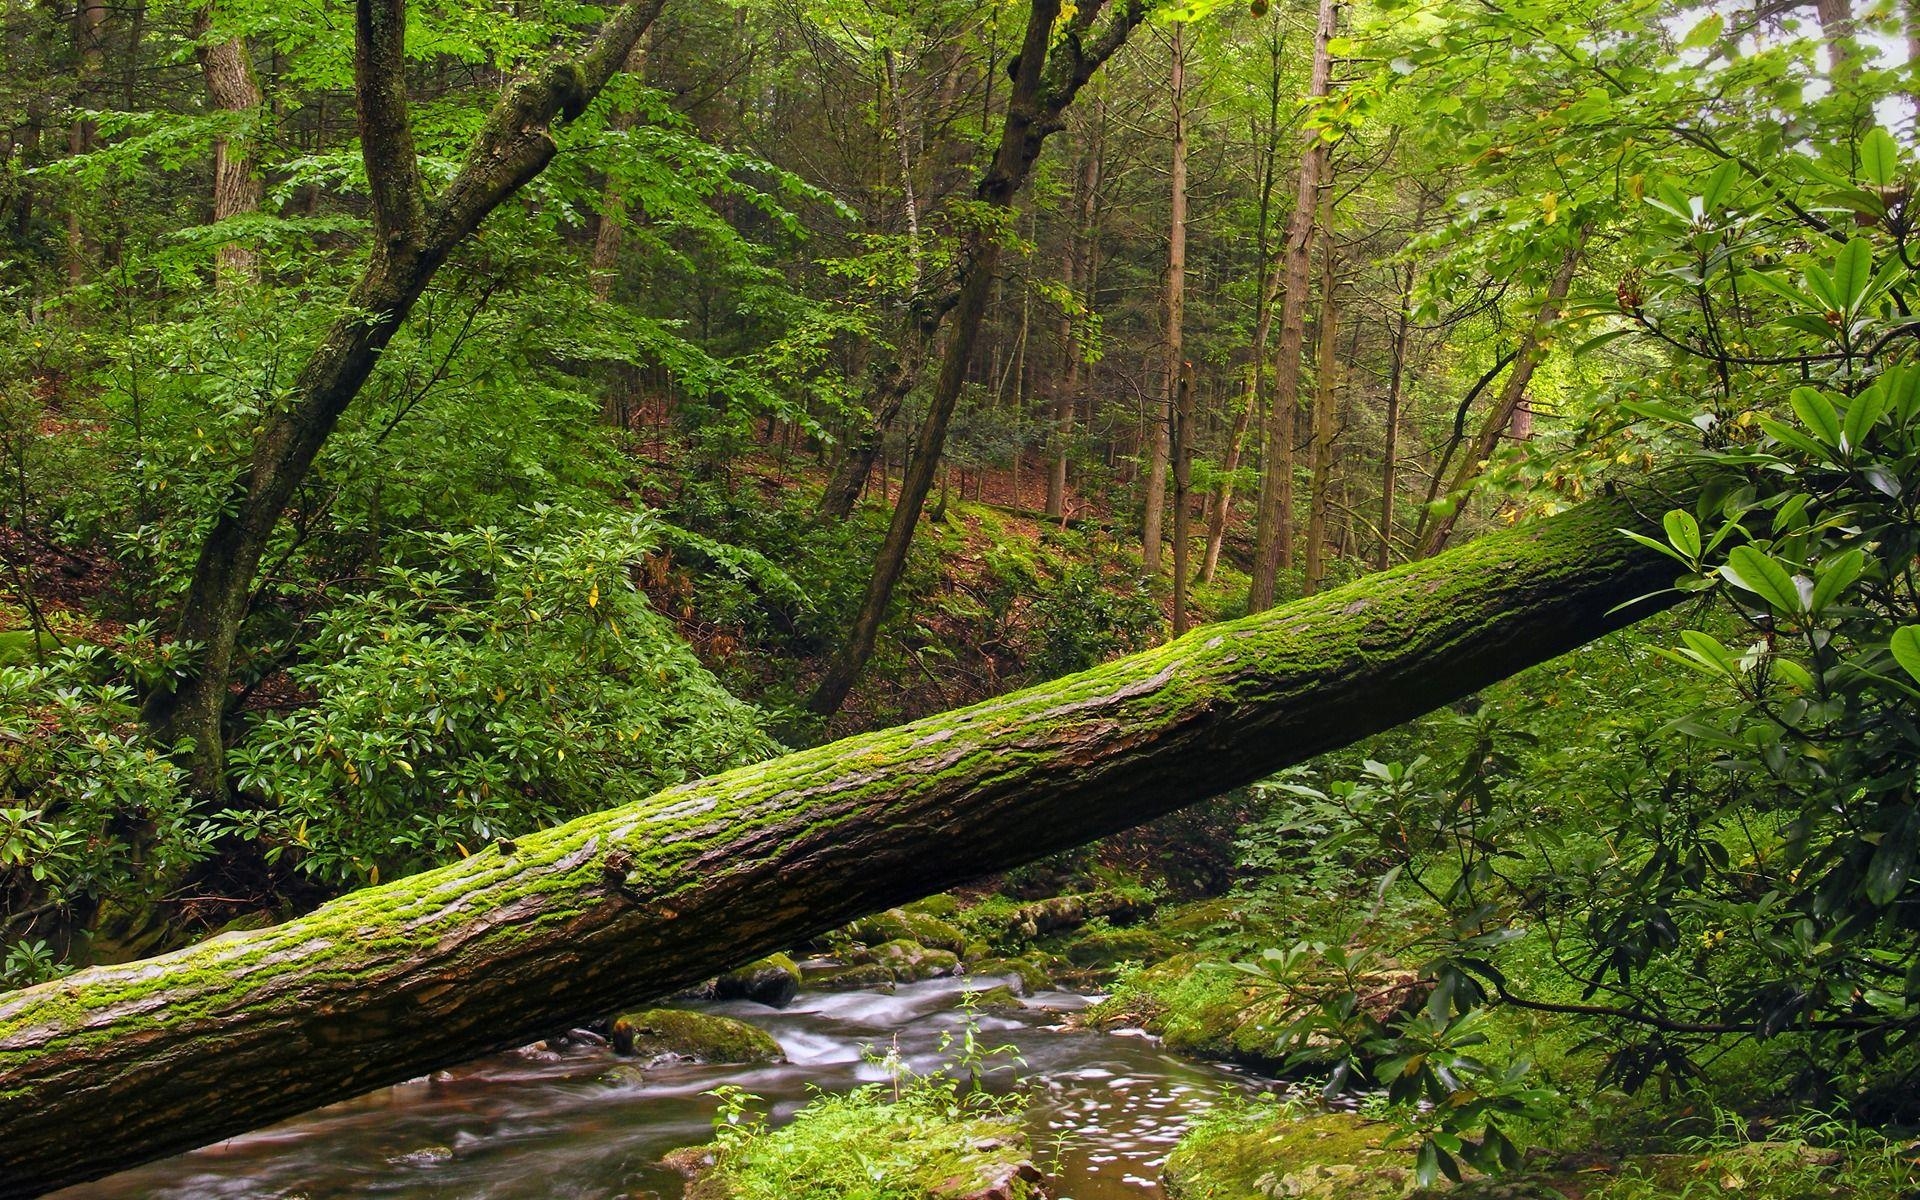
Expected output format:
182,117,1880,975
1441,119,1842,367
683,1081,1040,1200
1161,1097,1920,1200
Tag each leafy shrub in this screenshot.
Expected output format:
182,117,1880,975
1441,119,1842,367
0,626,202,945
226,504,778,885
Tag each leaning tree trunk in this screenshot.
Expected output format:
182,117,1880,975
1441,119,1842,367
141,0,671,797
807,0,1154,717
0,474,1704,1198
1415,236,1582,558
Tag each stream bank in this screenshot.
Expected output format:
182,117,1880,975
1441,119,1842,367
52,971,1268,1200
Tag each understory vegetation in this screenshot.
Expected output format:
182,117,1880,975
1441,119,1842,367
6,0,1920,1194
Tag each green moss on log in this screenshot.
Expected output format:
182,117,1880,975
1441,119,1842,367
0,477,1702,1198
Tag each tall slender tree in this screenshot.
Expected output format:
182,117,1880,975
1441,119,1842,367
1248,0,1336,612
1302,194,1339,594
192,6,263,289
1142,19,1189,577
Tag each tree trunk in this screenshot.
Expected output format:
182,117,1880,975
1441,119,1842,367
590,37,651,303
193,6,265,289
807,0,1154,717
1302,200,1339,595
1249,0,1336,612
1142,21,1188,578
1048,123,1102,521
819,351,925,521
1415,236,1582,558
65,0,107,286
1378,258,1415,570
1202,24,1287,584
1170,362,1194,634
0,476,1703,1200
140,0,671,795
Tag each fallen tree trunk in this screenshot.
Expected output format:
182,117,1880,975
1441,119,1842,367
0,475,1698,1197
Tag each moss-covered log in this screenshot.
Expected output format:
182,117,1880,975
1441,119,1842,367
0,478,1695,1197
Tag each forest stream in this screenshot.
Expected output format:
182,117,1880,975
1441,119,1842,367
52,970,1270,1200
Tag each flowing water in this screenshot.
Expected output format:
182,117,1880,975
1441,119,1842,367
55,969,1272,1200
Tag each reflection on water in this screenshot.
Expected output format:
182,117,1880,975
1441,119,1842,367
54,971,1271,1200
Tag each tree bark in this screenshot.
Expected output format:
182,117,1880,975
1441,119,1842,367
807,0,1153,717
193,6,264,289
1142,21,1188,578
589,37,651,303
1201,23,1288,584
1302,200,1339,594
1170,361,1194,633
1248,0,1336,612
140,0,670,795
65,0,107,286
1415,236,1581,558
0,475,1702,1199
1378,257,1415,570
1048,122,1103,521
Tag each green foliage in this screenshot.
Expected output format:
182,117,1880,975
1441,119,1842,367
0,628,202,919
694,1000,1030,1200
224,505,777,885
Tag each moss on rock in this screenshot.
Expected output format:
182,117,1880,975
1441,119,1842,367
714,953,802,1007
969,957,1051,995
874,939,961,981
609,1008,784,1064
851,908,970,954
960,984,1025,1012
684,1089,1043,1200
1062,926,1176,970
814,963,897,992
1163,1106,1414,1200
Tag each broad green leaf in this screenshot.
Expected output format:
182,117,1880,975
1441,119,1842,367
1861,127,1900,187
1833,237,1874,316
1680,12,1724,50
1841,389,1885,452
1866,833,1912,906
1770,658,1815,691
1757,415,1830,461
1892,627,1920,684
1701,158,1740,209
1619,398,1699,427
1790,387,1842,447
1621,529,1695,568
1809,548,1866,612
1662,510,1701,559
1679,629,1738,674
1722,545,1805,613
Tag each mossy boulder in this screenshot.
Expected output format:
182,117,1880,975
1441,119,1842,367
1085,955,1343,1074
874,939,961,981
1063,927,1176,969
849,910,918,946
1163,1108,1413,1200
851,908,970,954
1015,894,1090,937
609,1008,784,1064
960,984,1025,1012
905,895,962,920
813,963,898,993
970,956,1052,995
713,952,802,1007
